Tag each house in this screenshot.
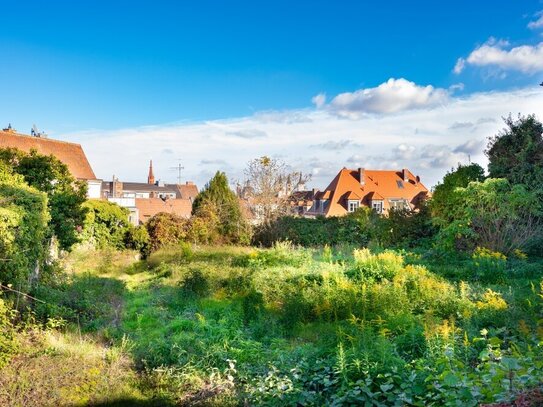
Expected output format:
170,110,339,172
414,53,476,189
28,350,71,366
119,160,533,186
0,124,102,198
102,160,198,225
305,167,429,217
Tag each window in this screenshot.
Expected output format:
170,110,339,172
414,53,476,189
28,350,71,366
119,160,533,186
348,200,359,212
396,180,404,189
389,199,409,211
372,200,384,214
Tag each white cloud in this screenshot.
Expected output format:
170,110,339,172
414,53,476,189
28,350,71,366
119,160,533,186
64,87,543,190
528,12,543,30
327,78,450,117
311,139,363,150
225,129,267,139
311,93,326,108
453,58,466,74
456,38,543,74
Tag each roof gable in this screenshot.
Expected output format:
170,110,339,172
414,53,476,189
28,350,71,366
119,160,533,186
317,167,429,217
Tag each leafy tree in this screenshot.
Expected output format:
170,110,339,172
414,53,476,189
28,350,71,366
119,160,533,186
434,178,542,254
81,200,131,249
0,148,87,250
243,156,310,225
192,171,250,244
0,162,49,289
431,163,486,222
486,114,543,191
146,212,190,252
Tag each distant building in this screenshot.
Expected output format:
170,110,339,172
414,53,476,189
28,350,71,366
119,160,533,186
0,124,101,198
102,160,198,225
302,167,430,217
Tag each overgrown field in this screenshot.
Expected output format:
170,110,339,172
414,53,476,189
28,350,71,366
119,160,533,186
2,243,543,406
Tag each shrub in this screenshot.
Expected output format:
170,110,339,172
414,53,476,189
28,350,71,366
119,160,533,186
146,212,190,253
0,164,49,289
0,296,18,368
248,241,312,267
124,225,150,257
81,200,131,250
349,249,404,281
472,247,507,282
253,208,376,247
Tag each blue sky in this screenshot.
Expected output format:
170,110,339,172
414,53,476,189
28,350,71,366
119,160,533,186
2,1,543,187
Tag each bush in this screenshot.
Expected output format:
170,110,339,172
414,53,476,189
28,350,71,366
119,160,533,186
0,296,18,368
0,164,49,289
124,225,150,257
81,200,131,250
349,249,404,281
253,208,376,247
146,212,190,253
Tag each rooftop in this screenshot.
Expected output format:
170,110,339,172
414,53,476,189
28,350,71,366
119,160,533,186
0,128,96,180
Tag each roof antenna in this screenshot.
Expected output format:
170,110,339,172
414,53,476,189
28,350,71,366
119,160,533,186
169,159,185,184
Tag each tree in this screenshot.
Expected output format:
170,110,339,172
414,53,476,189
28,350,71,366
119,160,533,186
0,148,87,250
146,212,190,252
243,156,310,225
430,163,486,222
0,162,49,290
192,171,249,244
486,114,543,191
80,200,131,249
434,178,542,254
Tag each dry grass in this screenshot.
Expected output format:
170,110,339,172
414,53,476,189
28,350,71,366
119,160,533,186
0,330,144,407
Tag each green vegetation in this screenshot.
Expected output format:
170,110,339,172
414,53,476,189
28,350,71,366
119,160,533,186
1,243,541,405
0,147,87,250
192,171,250,244
0,162,49,290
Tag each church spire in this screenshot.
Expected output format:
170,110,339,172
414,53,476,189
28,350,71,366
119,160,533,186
147,160,155,185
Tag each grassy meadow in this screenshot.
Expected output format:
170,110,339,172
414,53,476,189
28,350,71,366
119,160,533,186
2,242,543,406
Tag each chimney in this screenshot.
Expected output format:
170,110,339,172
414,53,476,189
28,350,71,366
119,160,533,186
358,168,365,186
3,123,15,133
112,176,123,198
402,168,409,182
148,160,155,185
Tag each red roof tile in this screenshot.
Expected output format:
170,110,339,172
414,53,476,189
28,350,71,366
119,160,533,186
0,130,96,180
316,168,429,217
135,198,192,224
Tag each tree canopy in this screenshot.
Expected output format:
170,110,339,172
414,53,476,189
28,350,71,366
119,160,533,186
0,148,87,250
243,156,310,225
486,114,543,191
431,163,486,223
192,171,249,244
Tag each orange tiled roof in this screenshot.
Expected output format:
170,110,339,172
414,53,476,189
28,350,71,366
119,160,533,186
135,198,192,224
0,130,96,180
318,168,429,217
171,183,199,200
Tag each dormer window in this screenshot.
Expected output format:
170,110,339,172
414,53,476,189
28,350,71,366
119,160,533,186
348,200,359,212
371,200,384,214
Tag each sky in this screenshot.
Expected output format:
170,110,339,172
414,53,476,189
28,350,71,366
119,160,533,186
1,0,543,188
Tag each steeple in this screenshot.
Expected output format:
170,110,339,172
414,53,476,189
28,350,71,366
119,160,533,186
147,160,155,185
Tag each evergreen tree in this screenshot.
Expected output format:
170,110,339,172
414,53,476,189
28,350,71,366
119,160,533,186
192,171,250,244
